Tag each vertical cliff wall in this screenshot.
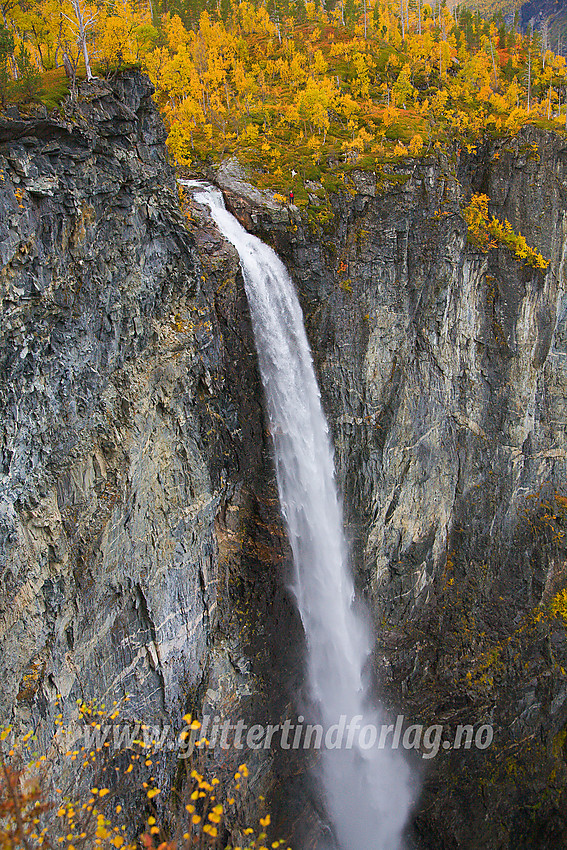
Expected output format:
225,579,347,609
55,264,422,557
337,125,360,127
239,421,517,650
219,134,567,848
0,73,212,723
0,72,301,831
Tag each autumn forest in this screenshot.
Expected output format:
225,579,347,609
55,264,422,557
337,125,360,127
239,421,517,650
0,0,565,199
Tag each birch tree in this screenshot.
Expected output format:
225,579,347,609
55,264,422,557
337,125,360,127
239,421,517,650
64,0,96,81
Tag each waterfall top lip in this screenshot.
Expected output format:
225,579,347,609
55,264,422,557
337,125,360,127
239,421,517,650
178,179,227,215
177,178,212,190
178,178,223,199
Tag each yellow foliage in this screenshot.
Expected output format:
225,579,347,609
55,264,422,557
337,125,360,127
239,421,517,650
463,194,550,270
4,0,567,242
550,589,567,624
1,707,278,850
408,133,423,155
505,106,529,131
97,0,156,70
382,103,398,128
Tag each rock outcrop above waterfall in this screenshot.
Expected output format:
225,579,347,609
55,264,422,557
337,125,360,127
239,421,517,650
0,72,212,723
219,133,567,848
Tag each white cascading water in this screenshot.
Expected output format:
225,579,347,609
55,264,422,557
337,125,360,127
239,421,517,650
190,182,414,850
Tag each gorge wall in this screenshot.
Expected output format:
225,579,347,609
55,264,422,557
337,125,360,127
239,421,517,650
0,70,296,828
3,69,567,849
219,131,567,847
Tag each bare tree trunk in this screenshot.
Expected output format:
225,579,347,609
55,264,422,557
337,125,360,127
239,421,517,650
63,51,77,99
489,35,497,85
527,47,531,111
31,27,46,70
71,0,92,80
542,16,549,63
54,14,63,67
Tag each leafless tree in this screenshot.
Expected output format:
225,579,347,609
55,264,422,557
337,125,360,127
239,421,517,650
62,0,97,82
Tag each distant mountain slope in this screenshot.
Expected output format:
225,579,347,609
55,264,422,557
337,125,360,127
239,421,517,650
520,0,567,52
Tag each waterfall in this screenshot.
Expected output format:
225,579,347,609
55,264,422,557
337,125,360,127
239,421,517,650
188,182,414,850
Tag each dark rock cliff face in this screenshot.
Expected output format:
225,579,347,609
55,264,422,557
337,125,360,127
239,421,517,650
0,71,300,828
219,134,567,848
4,69,567,849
